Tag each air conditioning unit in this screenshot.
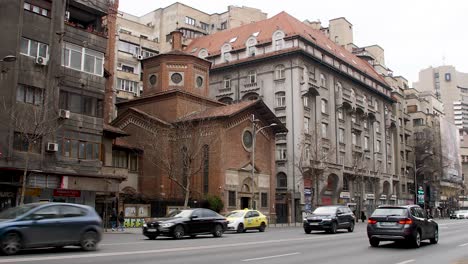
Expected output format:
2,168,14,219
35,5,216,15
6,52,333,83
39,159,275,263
59,109,70,119
35,56,48,66
46,142,59,152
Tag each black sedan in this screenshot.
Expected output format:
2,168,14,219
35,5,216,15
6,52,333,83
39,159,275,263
143,208,228,240
367,205,438,248
0,202,102,255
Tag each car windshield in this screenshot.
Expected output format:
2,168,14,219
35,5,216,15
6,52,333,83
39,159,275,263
166,210,193,218
371,208,407,217
226,211,245,218
313,207,337,215
0,204,41,219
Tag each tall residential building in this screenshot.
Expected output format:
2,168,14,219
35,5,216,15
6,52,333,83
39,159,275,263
186,12,411,223
111,3,266,107
0,0,132,212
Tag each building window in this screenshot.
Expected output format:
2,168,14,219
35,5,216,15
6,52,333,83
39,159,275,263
121,65,135,73
247,71,257,84
352,133,357,145
200,22,209,31
321,123,328,137
242,130,253,149
277,172,287,188
24,2,49,17
413,118,424,126
275,65,286,80
399,118,403,127
220,21,227,30
321,99,328,114
203,145,209,194
16,85,43,105
276,92,286,107
261,193,268,208
351,114,357,124
62,42,103,76
304,117,310,134
61,138,100,160
223,77,231,89
129,153,138,171
276,144,287,161
445,73,451,81
20,37,48,58
117,79,139,93
364,136,369,150
338,109,344,120
273,31,284,50
112,149,128,168
59,91,103,118
375,121,380,133
339,152,345,165
303,96,309,108
343,177,349,191
118,40,140,56
339,128,345,143
363,119,368,129
320,73,327,88
228,191,236,207
185,16,196,26
13,132,42,153
374,99,379,111
375,140,381,153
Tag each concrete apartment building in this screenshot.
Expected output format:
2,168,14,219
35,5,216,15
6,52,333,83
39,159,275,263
186,12,410,223
111,2,266,104
0,0,134,212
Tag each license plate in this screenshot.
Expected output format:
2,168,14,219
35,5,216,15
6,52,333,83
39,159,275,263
147,228,157,232
309,222,319,225
380,222,396,226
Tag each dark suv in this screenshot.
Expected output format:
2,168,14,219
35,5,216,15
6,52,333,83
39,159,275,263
303,205,355,234
367,205,438,248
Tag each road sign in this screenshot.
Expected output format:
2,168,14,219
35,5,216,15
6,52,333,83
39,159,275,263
417,185,424,204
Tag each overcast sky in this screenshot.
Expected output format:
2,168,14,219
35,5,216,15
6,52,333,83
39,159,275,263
119,0,468,85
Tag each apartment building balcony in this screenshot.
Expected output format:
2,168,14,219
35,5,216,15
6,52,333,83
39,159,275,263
352,122,362,131
352,145,363,153
242,81,262,93
342,88,351,101
404,127,412,136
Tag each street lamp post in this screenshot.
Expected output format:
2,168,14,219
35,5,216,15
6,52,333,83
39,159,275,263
250,114,277,209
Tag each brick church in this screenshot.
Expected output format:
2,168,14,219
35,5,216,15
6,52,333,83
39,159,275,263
112,31,286,221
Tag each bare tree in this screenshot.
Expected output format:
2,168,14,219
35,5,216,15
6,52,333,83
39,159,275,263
1,99,60,205
295,125,336,210
141,115,220,208
347,150,369,215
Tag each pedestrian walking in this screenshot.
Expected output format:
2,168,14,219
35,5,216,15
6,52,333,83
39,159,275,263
110,210,117,231
360,210,366,223
118,211,125,232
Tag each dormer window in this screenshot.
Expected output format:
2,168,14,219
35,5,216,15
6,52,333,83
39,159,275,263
246,37,257,57
273,31,285,51
248,71,257,84
221,44,232,62
198,49,208,59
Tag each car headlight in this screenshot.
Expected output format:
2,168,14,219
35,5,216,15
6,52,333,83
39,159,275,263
143,223,147,228
160,222,175,228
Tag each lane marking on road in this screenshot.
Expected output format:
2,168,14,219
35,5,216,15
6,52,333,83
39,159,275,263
100,242,147,246
458,243,468,247
395,259,415,264
241,252,300,262
0,234,356,263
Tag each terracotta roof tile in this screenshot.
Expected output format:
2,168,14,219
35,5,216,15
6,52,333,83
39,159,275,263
177,100,257,121
187,11,388,86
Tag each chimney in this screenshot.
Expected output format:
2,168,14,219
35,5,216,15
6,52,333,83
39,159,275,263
171,30,183,51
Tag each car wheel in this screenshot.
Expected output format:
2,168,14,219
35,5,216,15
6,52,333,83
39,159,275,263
173,225,185,239
213,224,224,238
430,228,438,244
369,238,380,247
412,230,421,248
304,228,311,234
259,223,266,232
147,235,157,240
236,223,244,233
329,222,337,234
1,232,22,255
347,222,355,232
80,231,98,251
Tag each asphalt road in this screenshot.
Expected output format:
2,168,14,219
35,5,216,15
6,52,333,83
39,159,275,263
1,219,468,264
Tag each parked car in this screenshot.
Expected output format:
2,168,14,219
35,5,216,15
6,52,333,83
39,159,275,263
0,202,102,255
449,210,459,219
367,205,438,248
226,209,268,233
143,208,227,240
303,205,355,234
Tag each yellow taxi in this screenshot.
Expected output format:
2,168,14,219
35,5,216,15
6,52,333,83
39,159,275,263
226,209,268,233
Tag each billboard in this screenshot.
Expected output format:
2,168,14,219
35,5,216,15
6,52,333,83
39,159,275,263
439,118,463,183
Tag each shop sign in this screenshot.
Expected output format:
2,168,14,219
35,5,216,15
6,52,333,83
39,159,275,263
390,195,397,201
365,194,375,200
0,192,15,198
124,204,151,218
25,188,42,197
53,189,81,198
440,196,447,201
380,194,387,200
340,192,351,199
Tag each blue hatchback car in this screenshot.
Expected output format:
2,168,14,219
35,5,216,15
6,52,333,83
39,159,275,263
0,202,102,255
